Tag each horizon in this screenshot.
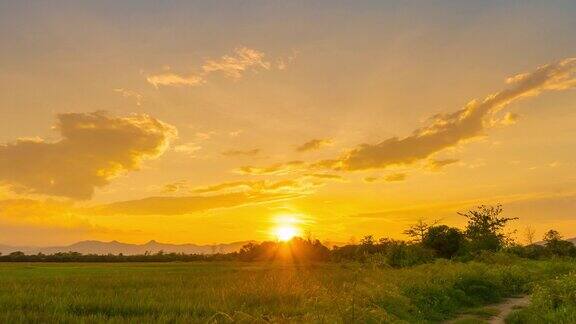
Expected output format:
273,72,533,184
1,1,576,247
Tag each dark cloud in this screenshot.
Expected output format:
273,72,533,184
427,159,459,171
296,139,332,152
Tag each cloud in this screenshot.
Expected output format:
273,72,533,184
193,178,320,195
0,112,176,199
146,72,204,88
162,181,189,194
174,143,202,155
500,112,519,126
427,158,459,171
222,149,260,157
94,192,296,216
385,173,407,182
236,160,305,175
363,173,407,183
363,176,379,183
114,88,143,106
202,47,270,79
296,139,332,152
329,57,576,171
147,47,280,88
304,173,344,181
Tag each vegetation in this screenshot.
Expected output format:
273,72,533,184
507,272,576,323
1,204,576,322
0,258,575,323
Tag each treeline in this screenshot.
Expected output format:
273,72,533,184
2,204,575,265
332,204,576,267
0,251,238,262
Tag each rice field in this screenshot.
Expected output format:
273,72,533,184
0,259,574,323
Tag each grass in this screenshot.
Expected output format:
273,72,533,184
506,271,576,323
0,258,575,323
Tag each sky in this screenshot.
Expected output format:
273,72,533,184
1,0,576,246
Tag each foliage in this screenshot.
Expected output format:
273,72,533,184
459,204,518,252
507,272,576,323
403,219,438,242
330,237,434,267
422,225,465,258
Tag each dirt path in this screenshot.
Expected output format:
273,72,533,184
446,295,530,324
488,295,530,324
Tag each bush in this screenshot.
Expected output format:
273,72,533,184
507,273,576,323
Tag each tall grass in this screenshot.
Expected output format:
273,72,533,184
0,258,574,323
507,270,576,323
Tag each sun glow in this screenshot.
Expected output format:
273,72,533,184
274,225,299,241
271,213,304,241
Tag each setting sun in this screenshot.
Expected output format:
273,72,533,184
274,225,299,242
271,214,304,241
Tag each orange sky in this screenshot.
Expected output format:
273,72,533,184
1,1,576,246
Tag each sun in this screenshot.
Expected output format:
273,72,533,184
274,225,299,242
270,213,304,241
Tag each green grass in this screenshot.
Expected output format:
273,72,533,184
0,259,574,323
506,271,576,323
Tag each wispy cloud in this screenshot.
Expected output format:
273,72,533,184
146,72,204,88
193,178,320,195
236,160,305,175
296,138,332,152
222,149,260,157
147,47,285,88
427,158,459,171
114,88,143,106
162,180,189,194
173,143,202,156
202,47,270,79
363,173,407,183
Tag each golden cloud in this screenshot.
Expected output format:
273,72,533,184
241,57,576,175
193,178,321,195
363,173,407,183
202,47,270,79
236,160,305,175
147,47,277,88
146,72,205,88
296,138,332,152
334,57,576,171
0,112,176,199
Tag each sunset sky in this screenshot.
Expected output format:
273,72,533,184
1,1,576,246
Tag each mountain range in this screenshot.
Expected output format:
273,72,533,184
0,240,255,256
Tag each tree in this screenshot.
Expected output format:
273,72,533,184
403,219,438,243
360,235,375,246
524,226,536,245
543,229,562,244
459,204,517,252
543,229,576,257
422,225,465,258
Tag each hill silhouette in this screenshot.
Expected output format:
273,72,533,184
0,240,254,255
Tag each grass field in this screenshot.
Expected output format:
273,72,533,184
0,258,575,323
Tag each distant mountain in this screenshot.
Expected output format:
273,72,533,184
0,240,255,256
535,237,576,246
